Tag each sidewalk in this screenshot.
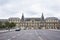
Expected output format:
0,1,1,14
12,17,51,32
0,30,8,33
48,29,60,31
0,29,16,33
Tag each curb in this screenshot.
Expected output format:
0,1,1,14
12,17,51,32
48,29,60,31
0,30,9,34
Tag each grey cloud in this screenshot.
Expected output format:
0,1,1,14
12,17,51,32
25,11,38,16
0,0,60,19
0,0,8,5
50,5,60,12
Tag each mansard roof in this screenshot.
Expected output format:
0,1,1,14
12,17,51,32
8,17,20,21
24,18,42,21
45,17,58,20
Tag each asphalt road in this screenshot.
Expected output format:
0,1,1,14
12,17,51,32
0,30,60,40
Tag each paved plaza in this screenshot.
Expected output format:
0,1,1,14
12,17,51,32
0,30,60,40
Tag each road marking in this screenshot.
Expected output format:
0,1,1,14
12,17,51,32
7,36,16,40
38,36,43,40
8,39,11,40
35,30,43,40
12,36,16,38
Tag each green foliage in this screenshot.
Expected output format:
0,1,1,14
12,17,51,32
0,22,3,28
5,22,10,28
5,22,16,29
9,22,16,28
0,22,6,29
0,22,16,29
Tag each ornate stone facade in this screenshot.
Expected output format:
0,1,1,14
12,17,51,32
8,13,60,29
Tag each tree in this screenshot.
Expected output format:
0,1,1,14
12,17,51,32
5,22,16,29
0,22,16,29
0,22,3,29
5,22,10,29
0,22,6,29
9,22,16,28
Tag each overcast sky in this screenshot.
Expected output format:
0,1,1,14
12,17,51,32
0,0,60,19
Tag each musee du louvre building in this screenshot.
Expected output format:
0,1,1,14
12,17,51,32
1,13,60,29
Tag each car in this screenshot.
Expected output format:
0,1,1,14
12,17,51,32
15,28,21,31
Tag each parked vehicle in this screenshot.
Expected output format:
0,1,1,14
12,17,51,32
15,28,21,31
